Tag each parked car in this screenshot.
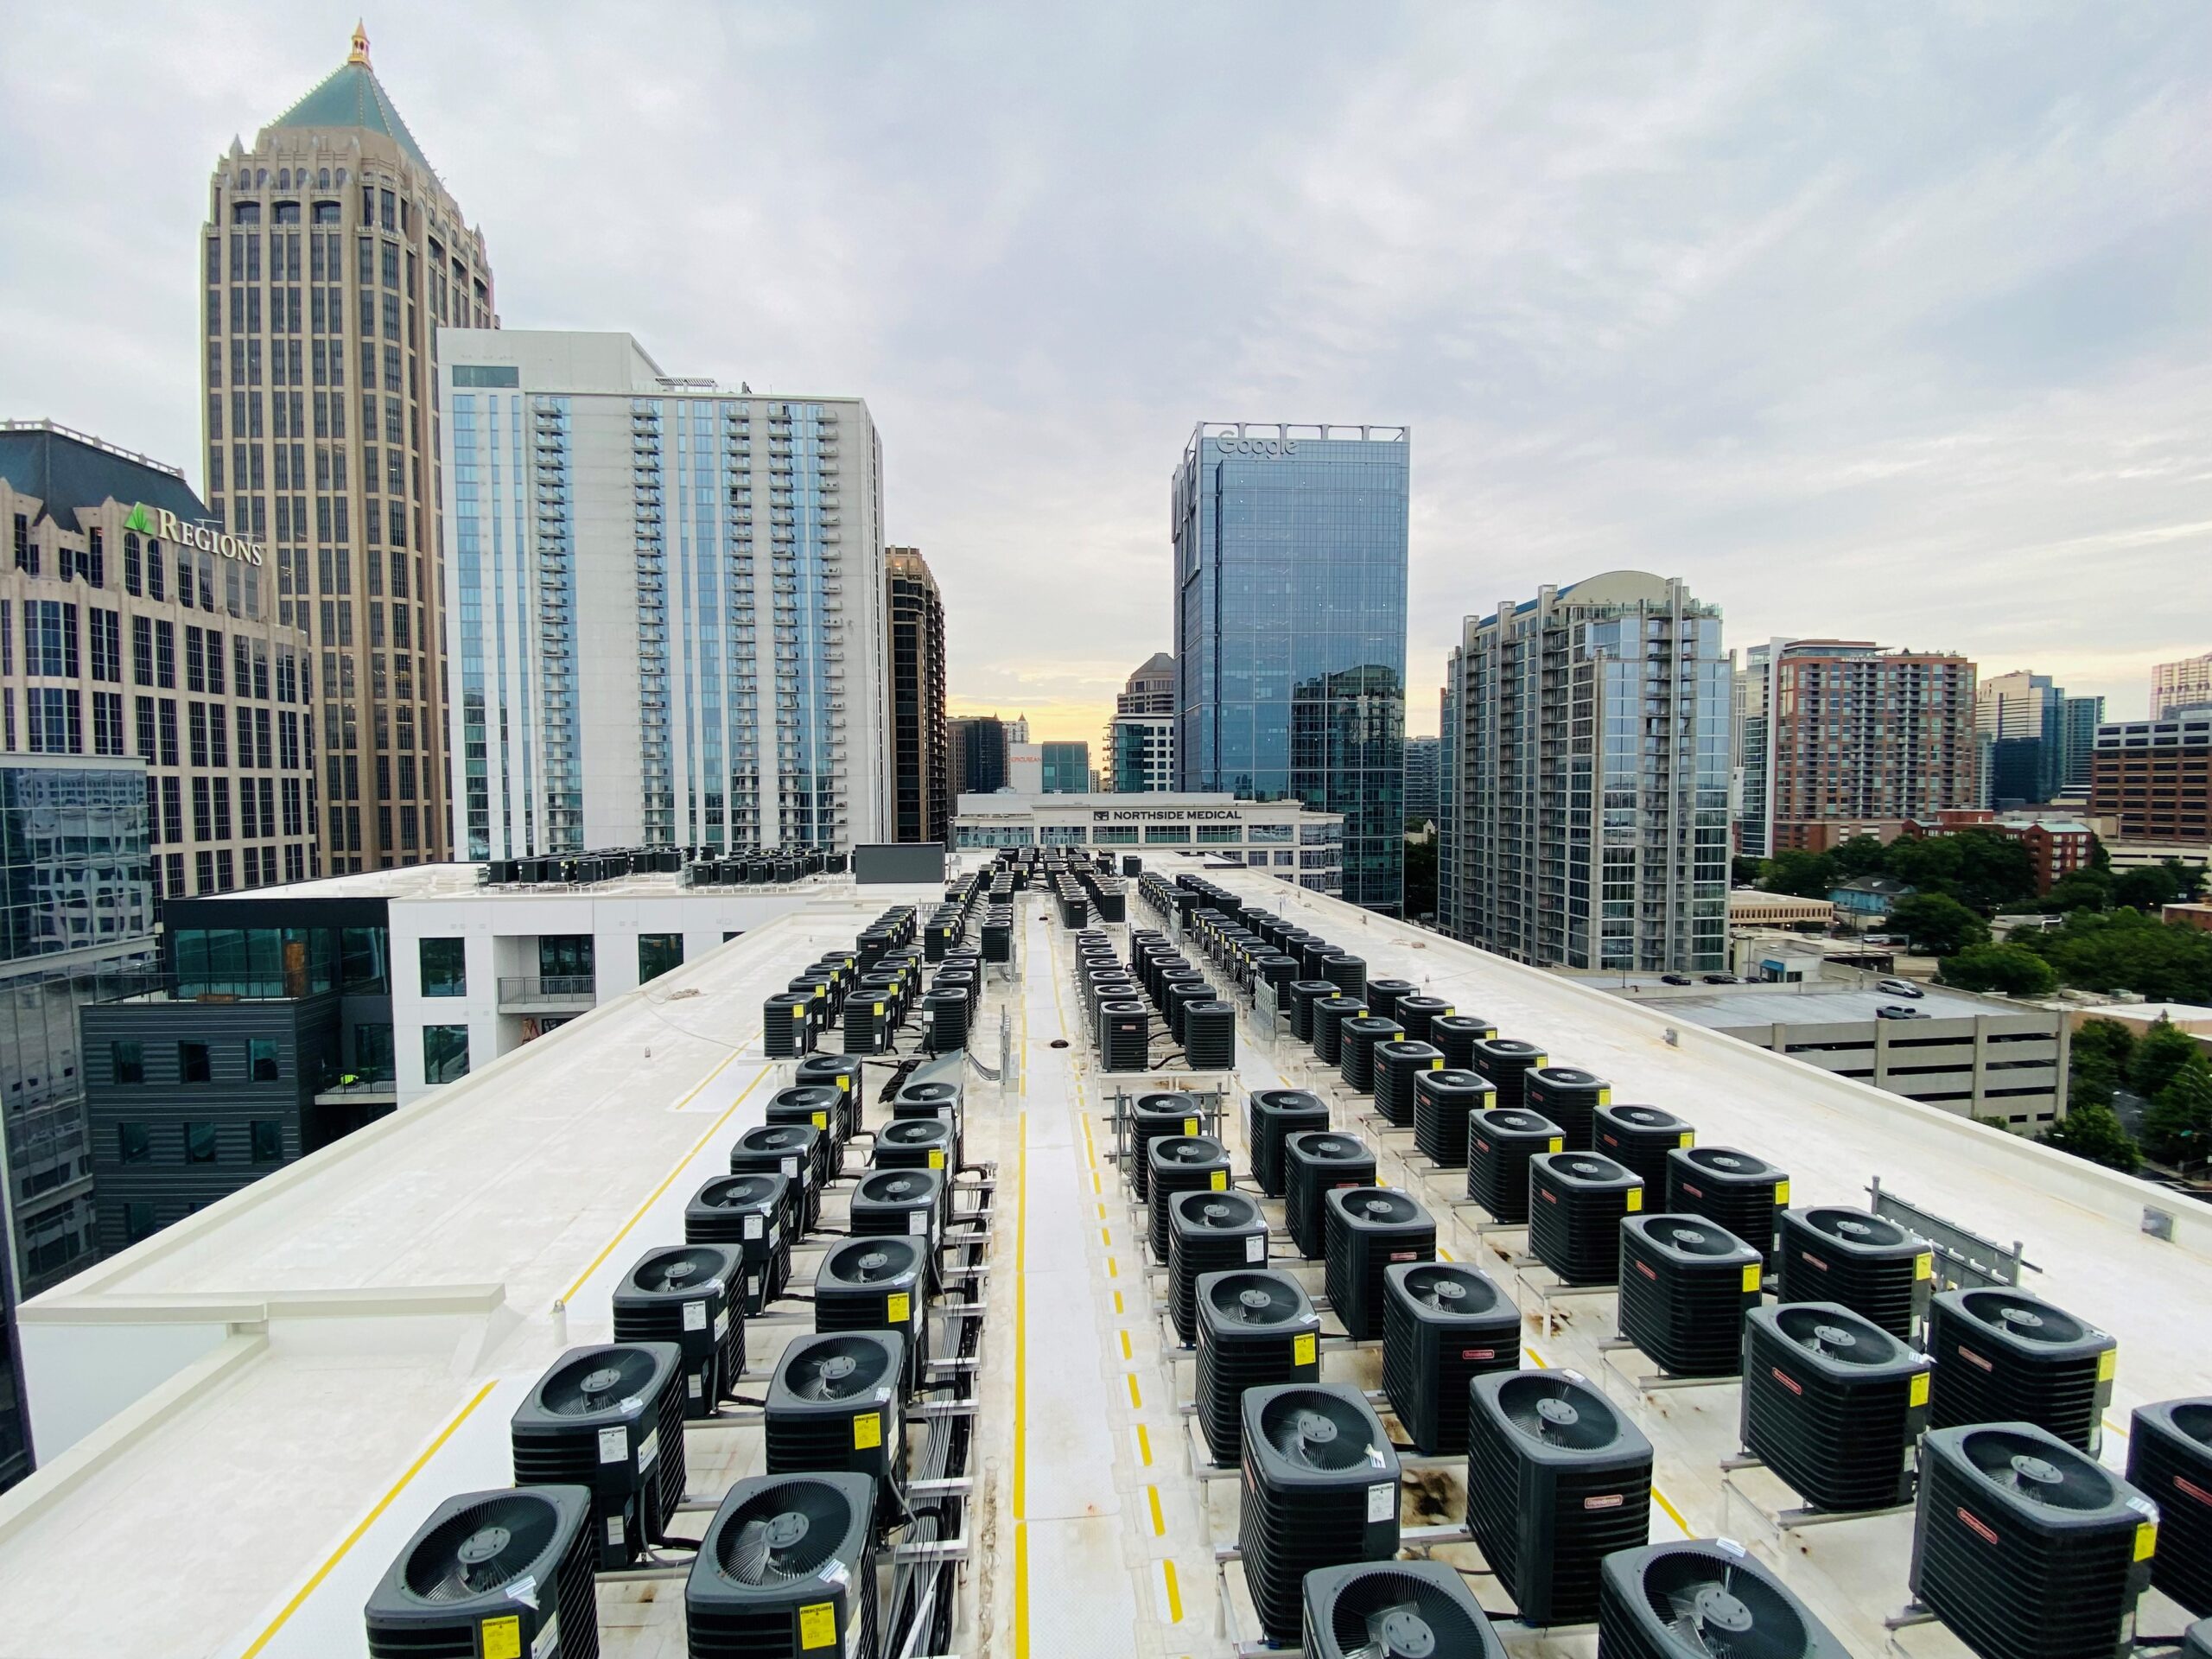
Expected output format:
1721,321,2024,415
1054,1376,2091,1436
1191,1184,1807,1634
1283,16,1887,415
1876,1004,1929,1020
1876,978,1923,999
1702,973,1739,984
1660,974,1693,986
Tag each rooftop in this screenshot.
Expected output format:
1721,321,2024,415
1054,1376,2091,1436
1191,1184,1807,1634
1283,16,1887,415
1,860,2202,1656
264,27,434,173
0,419,207,529
1628,977,2014,1027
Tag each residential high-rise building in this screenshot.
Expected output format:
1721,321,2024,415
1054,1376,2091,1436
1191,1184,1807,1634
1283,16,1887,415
1440,571,1729,972
2061,694,2105,793
884,548,948,844
201,25,496,872
436,331,888,854
1731,638,1978,856
1172,423,1408,912
1402,735,1440,827
1106,651,1175,792
2092,709,2211,845
1977,669,2067,805
2151,652,2212,720
950,716,1008,795
2,423,320,897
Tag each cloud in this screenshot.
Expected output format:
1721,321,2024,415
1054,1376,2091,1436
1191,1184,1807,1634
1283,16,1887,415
2,2,2206,746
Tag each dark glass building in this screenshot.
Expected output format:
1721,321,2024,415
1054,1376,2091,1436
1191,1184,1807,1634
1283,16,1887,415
884,548,949,843
1172,423,1408,910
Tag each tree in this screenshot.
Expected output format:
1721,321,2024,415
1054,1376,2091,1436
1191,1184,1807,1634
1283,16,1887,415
2129,1017,2204,1099
2041,1103,2141,1174
1885,893,1991,957
1402,835,1438,921
2070,1017,2135,1098
2141,1058,2212,1169
2113,860,2207,912
1829,836,1892,880
2041,869,2112,914
1938,944,2058,996
2017,908,2212,1004
1731,855,1764,889
1758,849,1838,900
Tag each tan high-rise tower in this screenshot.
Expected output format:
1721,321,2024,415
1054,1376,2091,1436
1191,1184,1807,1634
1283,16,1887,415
200,26,495,870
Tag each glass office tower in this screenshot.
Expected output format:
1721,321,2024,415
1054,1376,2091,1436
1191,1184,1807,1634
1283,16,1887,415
1172,424,1408,911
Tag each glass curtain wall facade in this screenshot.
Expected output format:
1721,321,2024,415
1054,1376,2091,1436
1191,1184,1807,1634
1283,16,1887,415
1441,572,1728,972
1172,424,1408,911
884,548,949,843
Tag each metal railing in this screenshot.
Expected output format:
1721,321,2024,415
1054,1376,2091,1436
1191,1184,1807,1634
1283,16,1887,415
496,974,597,1004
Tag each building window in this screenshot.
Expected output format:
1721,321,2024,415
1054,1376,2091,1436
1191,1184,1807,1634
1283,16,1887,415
249,1038,280,1082
124,1202,156,1243
638,933,684,985
113,1039,144,1084
179,1041,212,1084
185,1122,218,1163
1144,824,1192,843
419,937,467,997
251,1120,284,1163
423,1024,470,1084
118,1122,150,1164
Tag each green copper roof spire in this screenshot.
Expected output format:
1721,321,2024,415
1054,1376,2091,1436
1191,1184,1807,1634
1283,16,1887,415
264,22,434,172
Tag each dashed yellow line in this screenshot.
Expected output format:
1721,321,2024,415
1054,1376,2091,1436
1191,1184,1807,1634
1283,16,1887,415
1107,1256,1119,1279
1147,1484,1167,1535
1120,1330,1134,1360
1135,1423,1154,1466
1113,1290,1125,1316
1101,1227,1113,1248
1162,1559,1185,1623
1127,1374,1144,1408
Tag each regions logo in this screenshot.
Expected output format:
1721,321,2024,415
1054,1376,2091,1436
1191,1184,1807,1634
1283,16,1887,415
124,503,264,565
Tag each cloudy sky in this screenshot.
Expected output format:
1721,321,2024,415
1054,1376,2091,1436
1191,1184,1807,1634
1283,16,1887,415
5,4,2209,742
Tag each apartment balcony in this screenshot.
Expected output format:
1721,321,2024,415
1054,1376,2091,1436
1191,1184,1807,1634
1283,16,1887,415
497,974,598,1014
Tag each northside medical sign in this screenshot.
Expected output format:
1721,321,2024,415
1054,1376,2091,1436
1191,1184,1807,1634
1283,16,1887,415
123,502,265,566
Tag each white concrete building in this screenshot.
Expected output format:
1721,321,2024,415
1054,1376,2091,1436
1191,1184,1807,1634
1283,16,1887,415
436,330,889,858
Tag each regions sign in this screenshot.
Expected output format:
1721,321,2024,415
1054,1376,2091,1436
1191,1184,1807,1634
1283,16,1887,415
123,503,265,566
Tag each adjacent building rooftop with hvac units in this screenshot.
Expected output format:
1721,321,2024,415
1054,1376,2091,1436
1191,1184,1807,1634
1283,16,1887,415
0,855,2204,1657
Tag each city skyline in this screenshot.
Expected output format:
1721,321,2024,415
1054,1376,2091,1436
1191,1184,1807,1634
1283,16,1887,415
3,8,2206,747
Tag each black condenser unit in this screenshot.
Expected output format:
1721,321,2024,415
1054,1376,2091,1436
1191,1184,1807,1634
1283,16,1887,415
1616,1214,1762,1381
1365,976,1417,1022
893,1077,965,1172
1169,1190,1269,1347
1465,1370,1653,1626
1394,995,1454,1045
1465,1108,1562,1224
1238,1383,1403,1644
1285,1131,1379,1259
849,1167,944,1290
1248,1088,1330,1196
1597,1539,1852,1658
1129,1093,1205,1198
766,1084,844,1166
1427,1014,1496,1071
510,1343,687,1570
1522,1065,1608,1147
764,991,812,1058
1528,1152,1643,1287
613,1243,745,1418
1926,1287,2117,1453
1665,1146,1788,1267
685,1471,879,1659
1381,1262,1518,1456
1324,1186,1437,1341
686,1172,791,1315
364,1486,600,1659
797,1052,863,1139
2126,1397,2212,1617
732,1123,824,1236
1287,980,1338,1043
1313,995,1368,1066
1372,1039,1443,1128
871,1117,955,1228
1146,1135,1231,1263
1741,1302,1930,1512
1338,1015,1404,1094
1910,1423,2158,1659
1194,1268,1321,1466
1593,1103,1694,1192
1412,1067,1494,1166
1470,1038,1548,1110
764,1331,908,1530
1303,1559,1508,1659
1776,1205,1933,1340
814,1236,929,1396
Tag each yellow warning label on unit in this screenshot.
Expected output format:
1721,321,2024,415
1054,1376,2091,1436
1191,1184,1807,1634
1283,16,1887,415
792,1006,808,1019
2098,1347,2117,1381
1429,1057,1443,1069
1211,1170,1229,1190
1679,1132,1694,1147
929,1149,945,1169
1914,1252,1934,1281
1596,1086,1610,1103
854,1411,882,1450
1773,1180,1790,1205
1440,1007,1453,1016
874,1001,885,1014
1910,1371,1930,1407
1294,1332,1318,1367
1625,1188,1643,1211
481,1616,524,1659
811,1111,828,1129
799,1601,840,1648
1742,1264,1763,1293
1184,1117,1199,1135
2136,1522,2158,1561
838,1075,851,1090
1548,1137,1563,1153
887,1292,912,1324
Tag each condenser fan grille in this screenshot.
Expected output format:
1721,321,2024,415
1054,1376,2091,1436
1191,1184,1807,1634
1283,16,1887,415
1209,1275,1302,1325
1554,1156,1621,1183
1189,1195,1260,1230
1958,1427,2115,1510
1330,1571,1488,1656
715,1480,855,1583
1496,1377,1622,1451
883,1122,941,1146
1645,1219,1735,1256
1258,1392,1376,1471
1347,1192,1419,1224
1402,1266,1502,1315
745,1128,809,1152
828,1241,920,1284
538,1348,658,1415
1807,1208,1908,1249
1960,1290,2089,1346
1308,1138,1361,1160
1618,1109,1676,1128
703,1177,778,1208
784,1337,890,1401
905,1084,957,1104
1688,1149,1772,1178
863,1175,925,1201
1640,1549,1808,1658
1492,1113,1549,1135
635,1248,725,1293
1772,1306,1895,1367
404,1494,559,1603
